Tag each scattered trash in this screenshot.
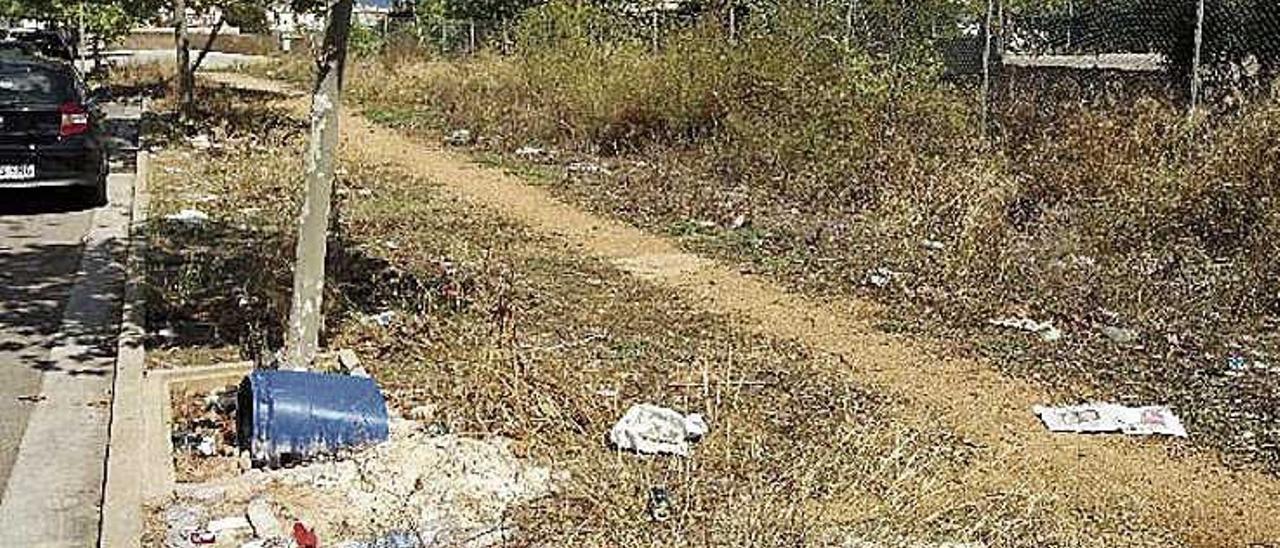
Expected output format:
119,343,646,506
337,348,362,373
567,161,611,175
164,505,206,548
237,370,390,467
207,516,252,534
596,387,619,398
921,239,946,251
647,486,673,522
189,529,216,544
407,404,438,422
727,213,748,230
246,498,283,539
189,134,212,149
293,522,318,548
691,219,717,230
166,209,210,225
1100,325,1139,345
196,436,217,457
366,311,397,327
445,129,474,146
205,388,237,414
514,146,546,158
1033,403,1187,437
867,267,897,288
989,317,1062,342
609,404,709,457
172,430,207,453
335,531,422,548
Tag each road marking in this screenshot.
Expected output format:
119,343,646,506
0,172,132,547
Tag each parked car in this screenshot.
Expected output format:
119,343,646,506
0,57,108,205
8,29,75,61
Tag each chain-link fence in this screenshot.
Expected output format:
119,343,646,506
395,16,506,55
367,1,1279,114
1002,1,1280,106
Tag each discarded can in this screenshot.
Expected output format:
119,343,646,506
647,486,673,522
237,369,390,467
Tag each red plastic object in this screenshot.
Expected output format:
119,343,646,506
293,521,318,548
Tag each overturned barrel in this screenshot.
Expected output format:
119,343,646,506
237,369,390,467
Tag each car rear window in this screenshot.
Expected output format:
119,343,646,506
0,68,73,104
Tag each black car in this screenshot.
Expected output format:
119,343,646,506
9,29,76,61
0,57,107,205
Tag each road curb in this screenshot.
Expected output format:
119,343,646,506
99,150,149,548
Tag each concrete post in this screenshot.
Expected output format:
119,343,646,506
284,0,355,370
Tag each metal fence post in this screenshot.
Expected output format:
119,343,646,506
982,0,995,138
1067,0,1074,50
1191,0,1206,114
651,10,659,54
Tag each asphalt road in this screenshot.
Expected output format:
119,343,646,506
0,101,139,547
0,197,94,486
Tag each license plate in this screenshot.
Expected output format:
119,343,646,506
0,164,35,181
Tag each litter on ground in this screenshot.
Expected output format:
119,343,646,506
609,403,709,456
1033,403,1188,437
989,317,1063,342
1099,325,1140,345
166,208,211,225
444,129,474,146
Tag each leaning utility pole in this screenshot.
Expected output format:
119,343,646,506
283,0,356,370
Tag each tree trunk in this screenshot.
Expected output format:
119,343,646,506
283,0,355,371
191,16,226,74
174,0,193,118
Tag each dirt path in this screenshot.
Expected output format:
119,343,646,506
205,72,1280,547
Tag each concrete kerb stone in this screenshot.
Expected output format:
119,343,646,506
97,152,255,545
142,362,253,504
99,150,150,548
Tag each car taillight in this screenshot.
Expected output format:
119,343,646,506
59,102,89,137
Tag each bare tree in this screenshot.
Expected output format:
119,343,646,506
283,0,355,370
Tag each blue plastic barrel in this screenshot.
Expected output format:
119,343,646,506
237,369,390,467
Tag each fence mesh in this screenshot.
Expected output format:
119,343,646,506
371,1,1280,108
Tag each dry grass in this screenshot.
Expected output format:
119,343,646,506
135,76,1197,545
240,2,1280,475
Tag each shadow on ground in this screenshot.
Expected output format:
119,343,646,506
144,216,441,365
